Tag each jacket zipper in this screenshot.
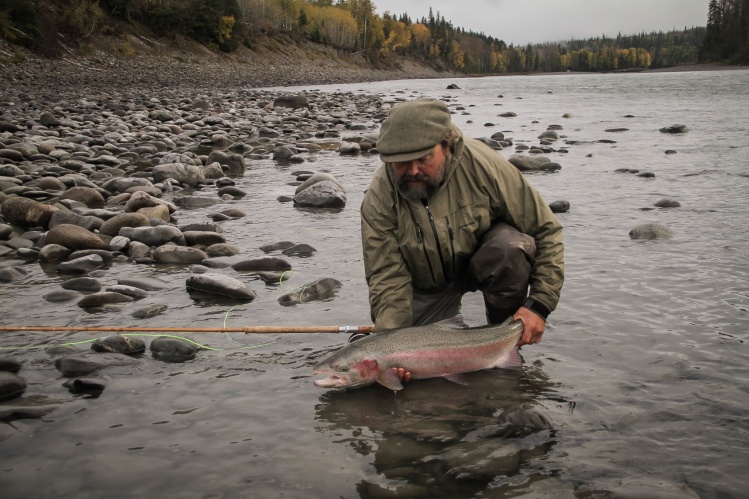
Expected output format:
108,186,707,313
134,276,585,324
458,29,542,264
424,203,447,278
446,217,456,272
416,223,436,284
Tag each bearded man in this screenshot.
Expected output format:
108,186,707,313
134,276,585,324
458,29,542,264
357,98,564,359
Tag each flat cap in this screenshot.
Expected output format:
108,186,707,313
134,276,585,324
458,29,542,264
377,98,452,163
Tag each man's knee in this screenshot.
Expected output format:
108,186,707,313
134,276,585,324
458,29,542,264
467,223,536,293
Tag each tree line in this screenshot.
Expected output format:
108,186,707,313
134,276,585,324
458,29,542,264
700,0,749,63
2,0,740,70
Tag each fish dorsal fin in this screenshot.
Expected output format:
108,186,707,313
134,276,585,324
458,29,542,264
377,368,404,391
497,346,524,370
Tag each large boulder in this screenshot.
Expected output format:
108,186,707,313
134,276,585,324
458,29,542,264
293,181,346,208
1,197,59,229
45,224,108,250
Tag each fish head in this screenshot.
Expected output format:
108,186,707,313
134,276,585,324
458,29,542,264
313,355,380,389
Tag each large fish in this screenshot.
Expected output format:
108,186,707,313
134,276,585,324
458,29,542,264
313,317,524,391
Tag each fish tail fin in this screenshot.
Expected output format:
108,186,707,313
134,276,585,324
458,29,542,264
497,347,524,370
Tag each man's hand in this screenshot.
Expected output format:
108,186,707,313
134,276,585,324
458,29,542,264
392,367,411,382
514,307,546,346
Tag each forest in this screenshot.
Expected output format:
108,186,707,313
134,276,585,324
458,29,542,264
1,0,746,72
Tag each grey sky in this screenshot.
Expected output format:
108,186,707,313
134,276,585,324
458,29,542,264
372,0,709,45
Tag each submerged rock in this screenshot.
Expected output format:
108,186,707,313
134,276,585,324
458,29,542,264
278,277,342,305
0,372,26,401
629,223,674,240
186,273,256,300
150,337,198,363
91,336,146,355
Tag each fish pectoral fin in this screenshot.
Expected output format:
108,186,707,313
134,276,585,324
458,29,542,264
497,347,524,369
377,369,404,391
443,373,469,385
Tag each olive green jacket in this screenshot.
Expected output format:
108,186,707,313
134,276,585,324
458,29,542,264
361,127,564,331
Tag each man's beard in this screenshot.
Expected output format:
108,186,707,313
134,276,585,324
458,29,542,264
397,156,448,201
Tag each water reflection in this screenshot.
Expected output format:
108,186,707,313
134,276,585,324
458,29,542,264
314,365,560,497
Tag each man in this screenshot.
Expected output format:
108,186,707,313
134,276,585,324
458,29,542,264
358,98,564,358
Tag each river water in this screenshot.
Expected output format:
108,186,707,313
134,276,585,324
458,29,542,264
1,70,748,498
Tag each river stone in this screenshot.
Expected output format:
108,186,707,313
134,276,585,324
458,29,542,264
105,285,149,299
282,243,317,256
257,271,292,284
294,172,346,194
119,226,186,246
659,124,688,134
1,197,59,229
91,336,146,354
204,243,239,257
48,209,102,232
118,276,171,290
101,177,154,194
232,256,292,271
629,223,674,240
655,198,681,208
549,200,570,213
150,337,198,363
273,95,310,109
508,155,556,172
45,224,108,250
216,186,248,198
99,212,151,237
0,358,22,373
57,254,105,274
131,303,168,319
186,273,257,300
183,231,226,247
0,402,61,421
153,245,208,264
173,195,222,209
260,241,296,252
125,191,176,213
206,151,245,175
293,180,347,208
0,223,13,240
59,186,106,208
153,163,205,186
137,205,171,221
278,277,342,305
128,241,150,259
0,373,27,401
179,222,223,233
61,276,102,292
43,290,80,302
77,291,133,307
62,376,109,395
54,352,139,376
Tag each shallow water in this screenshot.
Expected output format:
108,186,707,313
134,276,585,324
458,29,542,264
1,70,748,498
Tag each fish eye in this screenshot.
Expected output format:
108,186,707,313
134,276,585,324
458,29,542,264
337,366,349,372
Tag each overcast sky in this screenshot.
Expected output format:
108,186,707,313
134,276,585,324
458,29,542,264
371,0,709,45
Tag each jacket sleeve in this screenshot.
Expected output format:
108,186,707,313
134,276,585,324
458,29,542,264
360,179,414,331
489,154,565,314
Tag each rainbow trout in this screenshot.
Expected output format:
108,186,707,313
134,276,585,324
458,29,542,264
313,317,524,391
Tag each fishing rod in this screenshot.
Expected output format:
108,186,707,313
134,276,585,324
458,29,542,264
0,325,374,334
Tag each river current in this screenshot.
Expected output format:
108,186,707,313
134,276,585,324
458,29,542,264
1,70,748,498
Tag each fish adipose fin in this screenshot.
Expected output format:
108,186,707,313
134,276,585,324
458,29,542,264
497,346,524,369
377,369,404,391
443,373,469,385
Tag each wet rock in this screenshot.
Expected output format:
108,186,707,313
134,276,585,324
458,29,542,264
204,243,239,257
629,223,674,240
278,277,342,305
153,245,208,264
0,399,61,421
179,222,223,233
0,266,28,283
186,273,257,300
99,212,151,237
118,276,171,290
206,151,245,175
508,155,558,172
54,353,139,376
62,376,109,395
232,256,292,272
659,124,688,134
38,243,72,262
293,180,346,208
257,271,292,284
56,254,105,274
0,359,22,373
131,303,168,319
183,231,226,246
273,95,310,109
150,337,198,363
59,186,105,208
91,336,146,354
260,241,296,252
105,285,149,299
60,276,102,292
77,291,133,307
152,163,205,186
125,191,176,214
216,186,248,198
120,225,186,246
0,375,28,406
173,195,222,209
1,197,58,229
655,198,681,208
549,200,570,213
43,289,80,302
45,224,108,251
282,243,317,256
